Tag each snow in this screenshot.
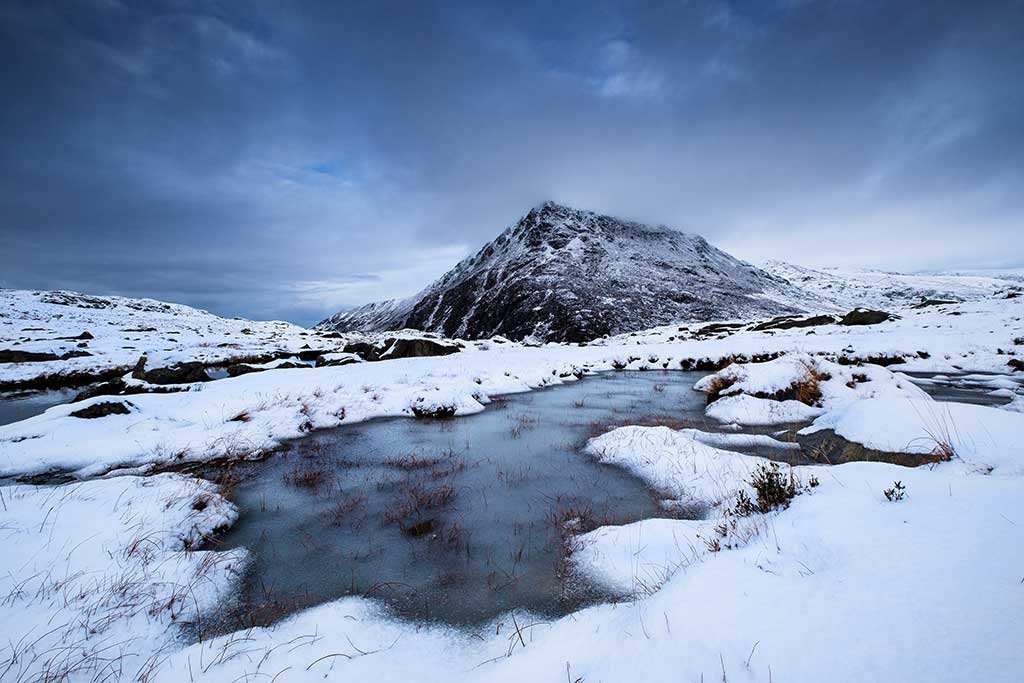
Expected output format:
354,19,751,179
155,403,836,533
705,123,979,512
0,288,338,388
706,393,824,424
2,278,1024,682
762,260,1020,310
0,473,244,683
801,396,1024,475
584,425,771,507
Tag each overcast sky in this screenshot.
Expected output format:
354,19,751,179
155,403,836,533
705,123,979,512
1,1,1022,325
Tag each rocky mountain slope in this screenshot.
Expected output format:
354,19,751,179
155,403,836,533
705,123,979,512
317,202,817,342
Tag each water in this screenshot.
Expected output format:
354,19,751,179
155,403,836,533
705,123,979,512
904,371,1020,407
205,371,758,633
0,388,79,426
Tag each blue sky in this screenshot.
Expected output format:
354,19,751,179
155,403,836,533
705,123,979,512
1,0,1021,325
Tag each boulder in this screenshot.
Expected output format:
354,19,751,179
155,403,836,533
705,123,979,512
751,314,838,332
0,349,61,363
911,299,959,308
695,322,746,336
74,378,128,402
315,353,362,367
226,361,308,376
132,356,212,384
296,348,329,362
70,401,132,419
342,341,381,360
1009,359,1024,372
839,308,893,326
378,337,461,360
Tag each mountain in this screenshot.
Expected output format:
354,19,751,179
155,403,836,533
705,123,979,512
762,261,1019,310
317,202,816,343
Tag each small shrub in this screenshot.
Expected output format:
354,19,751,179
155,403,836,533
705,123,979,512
883,481,906,502
731,489,756,517
749,462,797,513
808,474,820,488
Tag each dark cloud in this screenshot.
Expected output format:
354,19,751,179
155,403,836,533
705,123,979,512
2,0,1021,323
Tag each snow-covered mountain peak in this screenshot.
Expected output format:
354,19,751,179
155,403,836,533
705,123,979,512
317,203,812,342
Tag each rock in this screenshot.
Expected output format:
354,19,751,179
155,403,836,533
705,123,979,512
70,401,132,419
296,348,328,362
911,299,959,308
226,361,308,376
378,337,461,360
132,356,212,384
839,308,894,326
1009,359,1024,372
342,341,379,360
315,353,362,367
696,322,746,336
0,349,61,363
836,354,907,367
74,378,128,402
751,314,838,332
226,364,263,377
342,337,462,362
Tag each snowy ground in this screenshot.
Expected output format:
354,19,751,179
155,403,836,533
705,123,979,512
2,280,1023,682
0,289,343,389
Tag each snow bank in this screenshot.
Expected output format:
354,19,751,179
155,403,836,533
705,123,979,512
801,396,1024,475
584,425,771,507
696,353,931,426
705,393,823,424
0,473,245,682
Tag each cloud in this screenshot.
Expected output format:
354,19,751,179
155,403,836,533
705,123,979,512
1,0,1021,323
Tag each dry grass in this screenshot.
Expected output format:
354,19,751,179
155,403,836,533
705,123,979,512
384,453,444,470
326,493,368,525
792,361,829,406
283,464,330,491
381,483,457,526
704,375,736,404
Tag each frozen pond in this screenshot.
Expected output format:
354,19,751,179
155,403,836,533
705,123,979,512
205,370,770,634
